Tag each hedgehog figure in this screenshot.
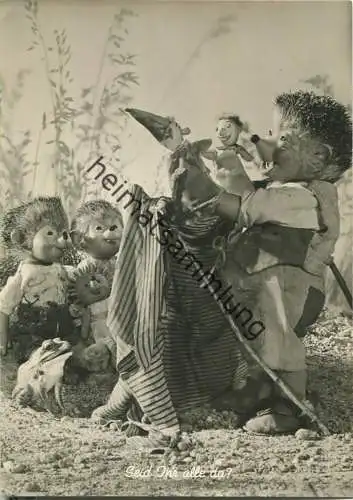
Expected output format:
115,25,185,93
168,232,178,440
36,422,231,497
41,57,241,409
70,199,123,263
228,91,352,435
0,197,79,362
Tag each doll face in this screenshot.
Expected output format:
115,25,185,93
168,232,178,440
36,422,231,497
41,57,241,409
216,119,241,147
74,272,110,306
32,225,70,263
84,215,122,260
266,106,328,182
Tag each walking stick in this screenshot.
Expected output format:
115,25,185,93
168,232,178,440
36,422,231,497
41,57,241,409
328,257,353,310
195,254,331,437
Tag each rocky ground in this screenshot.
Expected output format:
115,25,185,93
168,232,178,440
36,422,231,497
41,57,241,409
0,311,352,497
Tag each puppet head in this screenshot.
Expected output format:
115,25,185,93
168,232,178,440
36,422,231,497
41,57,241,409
216,114,244,148
70,200,123,260
0,197,70,264
253,91,352,183
69,260,111,306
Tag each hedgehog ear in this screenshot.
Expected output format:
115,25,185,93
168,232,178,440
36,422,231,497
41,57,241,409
10,229,26,246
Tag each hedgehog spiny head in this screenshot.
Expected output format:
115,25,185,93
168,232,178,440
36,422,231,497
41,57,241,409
70,199,123,260
0,197,69,262
271,91,352,183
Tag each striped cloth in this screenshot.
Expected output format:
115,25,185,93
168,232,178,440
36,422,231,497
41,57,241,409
104,184,247,432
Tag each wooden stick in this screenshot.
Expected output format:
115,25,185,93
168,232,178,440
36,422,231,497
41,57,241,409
200,270,331,436
328,259,353,310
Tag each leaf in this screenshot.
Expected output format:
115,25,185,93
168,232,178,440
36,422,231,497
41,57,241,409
42,112,47,130
81,87,92,98
58,141,70,157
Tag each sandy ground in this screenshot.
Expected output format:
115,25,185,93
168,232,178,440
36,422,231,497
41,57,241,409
0,312,352,497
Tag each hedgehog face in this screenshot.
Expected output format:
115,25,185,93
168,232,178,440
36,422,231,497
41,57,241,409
84,215,122,260
216,118,241,148
32,225,70,263
266,107,331,182
73,272,111,306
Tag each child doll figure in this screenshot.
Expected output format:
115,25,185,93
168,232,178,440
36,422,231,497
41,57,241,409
69,200,123,373
0,197,75,362
202,114,258,198
68,262,118,374
69,260,113,344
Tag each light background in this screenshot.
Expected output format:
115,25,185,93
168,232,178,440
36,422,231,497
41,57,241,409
0,0,351,195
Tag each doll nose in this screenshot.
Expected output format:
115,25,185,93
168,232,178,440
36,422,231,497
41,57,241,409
250,135,277,163
57,231,71,247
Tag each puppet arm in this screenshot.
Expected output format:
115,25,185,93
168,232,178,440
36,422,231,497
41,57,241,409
214,184,320,230
0,268,24,356
240,184,320,229
116,182,169,221
80,307,91,340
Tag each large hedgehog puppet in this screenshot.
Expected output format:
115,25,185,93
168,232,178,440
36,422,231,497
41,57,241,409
252,90,352,183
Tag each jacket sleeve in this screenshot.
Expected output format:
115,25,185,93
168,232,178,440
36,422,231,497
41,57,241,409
304,181,340,274
239,183,320,230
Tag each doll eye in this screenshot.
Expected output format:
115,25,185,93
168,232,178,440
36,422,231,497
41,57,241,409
95,226,103,231
47,230,54,236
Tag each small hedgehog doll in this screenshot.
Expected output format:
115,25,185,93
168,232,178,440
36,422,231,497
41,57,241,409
0,197,76,362
69,260,112,343
68,261,117,373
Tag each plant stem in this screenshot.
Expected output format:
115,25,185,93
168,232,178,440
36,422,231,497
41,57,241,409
31,126,43,195
32,10,59,194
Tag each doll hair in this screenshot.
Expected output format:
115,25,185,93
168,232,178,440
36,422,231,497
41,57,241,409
217,114,244,130
69,259,112,285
